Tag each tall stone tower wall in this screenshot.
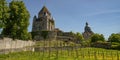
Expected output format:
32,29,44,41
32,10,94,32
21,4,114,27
32,6,55,32
32,6,55,40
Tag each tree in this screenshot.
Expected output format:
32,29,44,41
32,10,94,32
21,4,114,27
76,32,84,41
2,1,31,40
0,0,9,31
11,23,17,39
75,32,84,43
108,33,120,43
70,31,75,36
91,33,105,42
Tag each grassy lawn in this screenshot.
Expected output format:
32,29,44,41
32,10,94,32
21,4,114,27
0,48,120,60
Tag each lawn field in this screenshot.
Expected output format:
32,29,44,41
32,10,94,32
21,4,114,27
0,48,120,60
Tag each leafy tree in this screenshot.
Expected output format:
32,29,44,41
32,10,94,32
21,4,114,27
70,31,75,36
11,23,17,39
91,33,105,42
76,32,84,41
108,33,120,43
2,1,30,40
0,0,9,31
74,32,84,43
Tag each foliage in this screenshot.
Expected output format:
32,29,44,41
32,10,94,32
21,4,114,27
76,32,84,40
111,45,120,50
112,42,120,45
110,40,120,50
70,31,75,36
2,1,31,40
74,32,84,43
91,33,105,42
108,33,120,43
11,23,17,40
0,0,9,29
81,39,91,47
91,41,111,49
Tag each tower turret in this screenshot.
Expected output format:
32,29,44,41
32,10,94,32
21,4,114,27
83,22,94,40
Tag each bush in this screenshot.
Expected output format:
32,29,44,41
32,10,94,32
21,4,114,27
91,33,105,42
108,33,120,43
110,42,120,50
111,45,120,50
91,41,111,49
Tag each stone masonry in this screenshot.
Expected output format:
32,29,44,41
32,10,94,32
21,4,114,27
82,22,94,40
32,6,55,32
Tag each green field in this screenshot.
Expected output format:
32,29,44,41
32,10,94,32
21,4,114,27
0,48,120,60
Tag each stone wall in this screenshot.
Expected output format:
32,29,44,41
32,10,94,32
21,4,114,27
33,31,56,40
0,37,35,54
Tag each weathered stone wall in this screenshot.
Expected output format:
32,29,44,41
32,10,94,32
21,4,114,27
33,31,57,40
0,37,35,50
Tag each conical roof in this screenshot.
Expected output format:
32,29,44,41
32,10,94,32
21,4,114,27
39,6,51,15
84,22,93,33
86,22,88,26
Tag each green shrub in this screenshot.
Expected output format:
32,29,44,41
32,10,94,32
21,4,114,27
111,45,120,50
91,42,111,49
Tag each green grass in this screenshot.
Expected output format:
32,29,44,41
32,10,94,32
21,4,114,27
0,48,120,60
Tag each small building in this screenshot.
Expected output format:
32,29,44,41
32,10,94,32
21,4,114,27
82,22,94,40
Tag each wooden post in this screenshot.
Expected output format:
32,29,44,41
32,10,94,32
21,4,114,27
117,52,119,60
94,51,97,60
102,51,104,60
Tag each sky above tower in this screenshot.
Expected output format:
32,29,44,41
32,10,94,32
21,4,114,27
7,0,120,39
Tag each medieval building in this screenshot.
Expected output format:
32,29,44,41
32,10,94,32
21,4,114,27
32,6,75,41
32,6,94,41
32,6,56,40
82,22,94,40
32,6,55,32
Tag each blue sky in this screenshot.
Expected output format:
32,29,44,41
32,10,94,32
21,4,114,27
7,0,120,39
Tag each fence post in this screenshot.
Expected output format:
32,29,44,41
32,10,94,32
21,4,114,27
102,51,104,60
94,51,97,60
48,39,50,60
111,51,113,60
74,44,78,60
88,51,90,59
67,43,70,56
117,52,119,60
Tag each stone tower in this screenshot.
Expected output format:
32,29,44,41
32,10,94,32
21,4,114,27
82,22,94,40
32,6,55,32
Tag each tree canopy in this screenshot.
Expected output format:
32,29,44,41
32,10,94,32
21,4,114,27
0,0,9,29
108,33,120,43
91,33,105,42
75,32,84,41
2,1,31,40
